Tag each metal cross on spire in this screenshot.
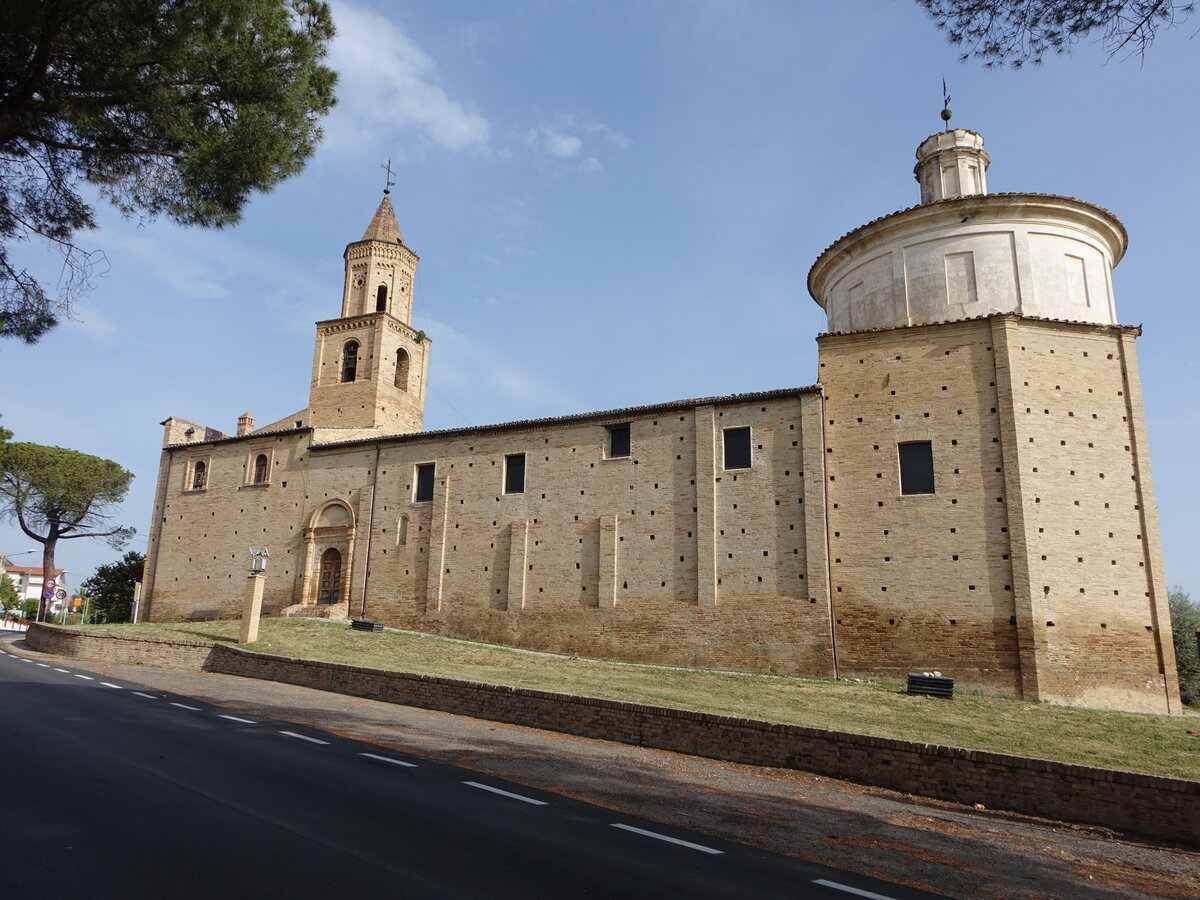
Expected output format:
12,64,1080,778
941,78,953,131
381,158,396,195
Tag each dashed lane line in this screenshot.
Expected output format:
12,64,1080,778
36,663,49,668
464,781,548,806
812,879,900,900
132,692,157,699
280,731,330,745
170,702,202,711
100,683,122,689
54,668,69,673
610,824,723,855
73,674,94,680
360,752,417,768
219,715,257,724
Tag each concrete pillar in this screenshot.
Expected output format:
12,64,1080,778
239,574,265,644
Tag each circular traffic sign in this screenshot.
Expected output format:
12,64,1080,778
42,588,55,601
55,589,67,600
44,579,56,590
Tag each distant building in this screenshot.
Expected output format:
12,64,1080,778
141,125,1181,714
3,565,68,611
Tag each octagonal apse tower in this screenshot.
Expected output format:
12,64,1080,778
809,126,1179,713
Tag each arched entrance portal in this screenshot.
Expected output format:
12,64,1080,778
300,501,356,609
317,548,342,603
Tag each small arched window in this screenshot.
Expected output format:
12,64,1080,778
375,284,388,312
395,348,410,390
341,340,359,383
191,460,207,491
253,453,269,485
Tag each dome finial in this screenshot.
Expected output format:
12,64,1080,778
941,78,953,131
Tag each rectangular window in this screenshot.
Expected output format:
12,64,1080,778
723,427,752,470
607,424,630,458
504,453,526,494
899,441,935,495
414,463,435,502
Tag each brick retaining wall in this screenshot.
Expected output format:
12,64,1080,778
26,624,215,670
26,625,1199,846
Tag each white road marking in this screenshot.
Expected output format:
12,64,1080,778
219,715,257,724
280,731,329,745
36,663,49,668
610,824,723,855
464,781,547,806
54,668,69,673
170,702,201,711
359,752,417,768
812,879,899,900
132,692,158,699
100,683,122,689
73,674,94,680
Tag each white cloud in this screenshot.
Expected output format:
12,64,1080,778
326,3,490,154
62,303,120,345
92,228,230,300
524,116,629,173
422,317,580,423
542,130,583,159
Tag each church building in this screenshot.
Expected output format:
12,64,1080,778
141,125,1181,714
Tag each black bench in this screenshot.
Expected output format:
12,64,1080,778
907,673,954,699
351,619,385,633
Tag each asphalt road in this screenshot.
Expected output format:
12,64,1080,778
0,643,947,900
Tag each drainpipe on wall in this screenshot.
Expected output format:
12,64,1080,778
360,442,382,618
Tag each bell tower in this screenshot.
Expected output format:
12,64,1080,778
308,191,430,434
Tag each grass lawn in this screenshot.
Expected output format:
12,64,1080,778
77,618,1200,780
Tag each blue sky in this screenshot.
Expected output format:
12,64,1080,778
3,0,1197,597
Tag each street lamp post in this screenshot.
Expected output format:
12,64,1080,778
239,548,269,644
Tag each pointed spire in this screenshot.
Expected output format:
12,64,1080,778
362,193,402,243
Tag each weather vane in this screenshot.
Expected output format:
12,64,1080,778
941,78,953,131
381,158,396,195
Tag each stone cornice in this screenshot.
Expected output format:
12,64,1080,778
816,311,1143,340
315,314,430,344
309,386,820,451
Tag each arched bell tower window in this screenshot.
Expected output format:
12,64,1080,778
191,460,207,491
341,340,359,383
395,348,410,390
253,453,269,485
376,284,388,312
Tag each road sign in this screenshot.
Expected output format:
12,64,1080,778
58,589,69,601
45,578,56,590
42,587,55,601
72,596,81,608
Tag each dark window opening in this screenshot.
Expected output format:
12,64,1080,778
376,284,388,312
341,341,359,383
899,441,935,495
415,463,435,502
253,454,269,485
191,461,207,490
395,348,410,390
607,424,630,458
723,427,751,469
504,453,526,494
